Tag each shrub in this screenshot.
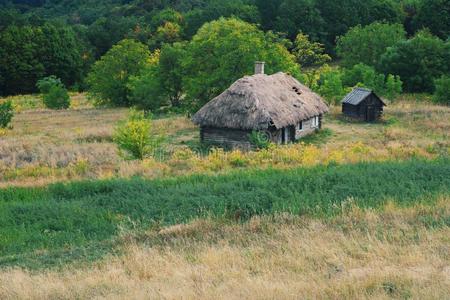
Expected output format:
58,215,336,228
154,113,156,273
113,110,165,160
37,76,71,109
0,100,14,128
433,76,450,105
249,130,271,150
43,85,71,109
36,75,63,94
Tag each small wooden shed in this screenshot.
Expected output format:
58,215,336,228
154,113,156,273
341,88,386,122
192,63,329,150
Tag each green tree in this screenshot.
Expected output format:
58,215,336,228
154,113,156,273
275,0,325,41
342,64,402,99
184,0,261,38
379,31,450,92
87,17,141,58
183,18,300,111
336,22,406,68
0,23,82,95
413,0,450,40
317,69,346,104
86,39,151,107
293,33,331,87
128,43,186,111
433,75,450,105
316,0,403,51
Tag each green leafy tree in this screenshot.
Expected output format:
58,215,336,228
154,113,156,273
317,70,346,105
255,0,283,30
433,75,450,105
0,23,83,95
113,110,165,160
128,43,186,111
87,39,151,107
183,18,300,111
379,31,450,92
158,42,186,107
316,0,403,51
413,0,450,40
184,0,261,38
293,33,331,87
87,17,142,58
342,64,403,99
336,22,406,68
385,74,403,100
275,0,325,41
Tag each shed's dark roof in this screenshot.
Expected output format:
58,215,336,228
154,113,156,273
342,88,386,106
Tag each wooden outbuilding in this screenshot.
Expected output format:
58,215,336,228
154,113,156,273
192,62,329,150
341,88,386,122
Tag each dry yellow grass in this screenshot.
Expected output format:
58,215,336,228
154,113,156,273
1,198,449,299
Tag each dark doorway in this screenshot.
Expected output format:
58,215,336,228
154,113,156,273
366,106,376,122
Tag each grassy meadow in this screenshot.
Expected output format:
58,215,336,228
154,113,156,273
0,93,448,187
0,93,449,299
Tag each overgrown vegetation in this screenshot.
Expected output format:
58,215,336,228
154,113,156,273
0,100,13,128
113,110,165,160
0,159,448,268
37,76,71,109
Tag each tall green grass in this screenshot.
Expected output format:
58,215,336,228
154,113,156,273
0,159,449,268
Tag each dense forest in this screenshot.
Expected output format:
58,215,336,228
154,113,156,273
0,0,449,107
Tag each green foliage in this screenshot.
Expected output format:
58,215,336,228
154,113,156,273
43,85,71,110
183,18,300,111
87,39,151,107
379,31,450,93
293,33,330,68
316,0,404,51
316,64,403,102
317,69,347,104
37,76,71,109
183,0,261,38
336,22,406,68
36,75,63,94
433,75,450,105
113,110,165,160
127,50,166,111
412,0,450,40
249,130,271,150
274,0,324,40
0,159,448,268
385,74,403,100
342,64,403,99
0,100,14,128
0,23,83,96
158,43,186,107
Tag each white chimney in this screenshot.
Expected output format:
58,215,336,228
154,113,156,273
255,61,265,75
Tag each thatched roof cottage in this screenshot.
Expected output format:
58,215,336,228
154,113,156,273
192,62,329,150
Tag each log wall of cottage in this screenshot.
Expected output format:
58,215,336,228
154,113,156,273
200,127,253,150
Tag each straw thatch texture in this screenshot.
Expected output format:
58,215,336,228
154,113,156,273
192,72,328,130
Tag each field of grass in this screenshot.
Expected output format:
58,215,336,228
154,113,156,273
1,195,449,299
1,93,449,299
1,159,449,269
0,93,449,187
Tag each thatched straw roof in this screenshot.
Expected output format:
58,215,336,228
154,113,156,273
192,72,329,130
